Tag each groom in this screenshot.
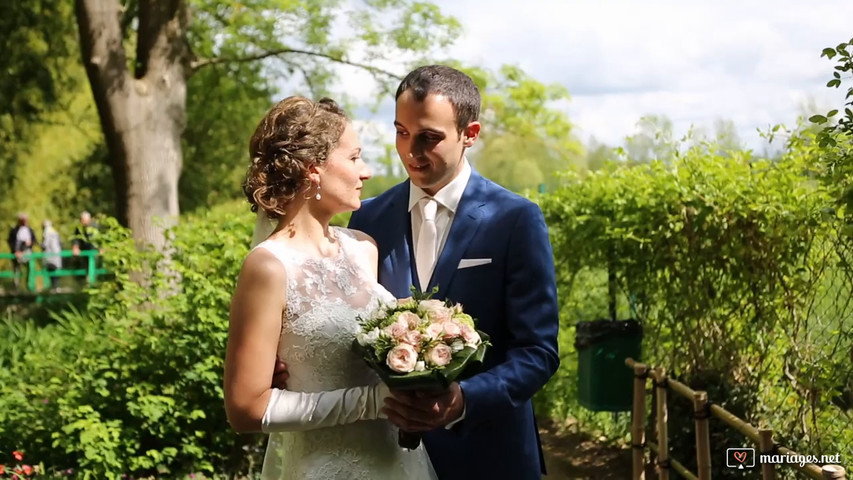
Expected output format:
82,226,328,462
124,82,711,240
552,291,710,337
348,65,560,480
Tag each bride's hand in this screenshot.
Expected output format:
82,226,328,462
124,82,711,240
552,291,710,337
271,356,289,390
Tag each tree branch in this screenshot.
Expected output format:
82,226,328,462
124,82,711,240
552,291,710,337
136,0,191,79
191,48,402,81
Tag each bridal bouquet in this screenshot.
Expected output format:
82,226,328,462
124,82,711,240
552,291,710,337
353,288,490,448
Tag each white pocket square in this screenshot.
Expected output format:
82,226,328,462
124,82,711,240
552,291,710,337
457,258,492,269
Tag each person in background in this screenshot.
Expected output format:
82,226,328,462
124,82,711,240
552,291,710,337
71,211,97,255
41,219,62,290
71,211,99,282
7,212,35,290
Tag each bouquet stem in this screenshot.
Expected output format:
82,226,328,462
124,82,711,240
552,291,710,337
398,430,422,450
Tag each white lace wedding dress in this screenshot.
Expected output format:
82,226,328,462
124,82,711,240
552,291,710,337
253,226,436,480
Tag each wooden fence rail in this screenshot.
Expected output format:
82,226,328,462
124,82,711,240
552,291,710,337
626,358,847,480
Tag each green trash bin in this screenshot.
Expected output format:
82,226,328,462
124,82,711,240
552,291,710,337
575,319,642,412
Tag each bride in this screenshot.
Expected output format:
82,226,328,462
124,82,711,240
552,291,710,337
224,96,436,480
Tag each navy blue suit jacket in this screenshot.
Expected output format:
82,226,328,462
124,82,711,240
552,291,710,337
349,171,560,480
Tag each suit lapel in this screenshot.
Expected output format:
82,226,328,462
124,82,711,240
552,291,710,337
428,174,486,296
379,181,420,297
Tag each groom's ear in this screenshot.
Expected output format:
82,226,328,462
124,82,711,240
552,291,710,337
462,122,481,148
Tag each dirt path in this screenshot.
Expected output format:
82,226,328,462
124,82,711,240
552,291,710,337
539,421,645,479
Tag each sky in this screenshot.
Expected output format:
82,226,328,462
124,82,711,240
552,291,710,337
330,0,853,157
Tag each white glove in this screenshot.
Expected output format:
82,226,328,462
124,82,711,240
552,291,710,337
261,382,391,433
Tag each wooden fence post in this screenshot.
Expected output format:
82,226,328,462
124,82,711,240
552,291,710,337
632,362,649,480
822,465,847,479
759,428,775,480
693,391,711,480
653,367,669,480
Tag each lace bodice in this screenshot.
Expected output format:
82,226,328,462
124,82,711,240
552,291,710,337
254,227,434,480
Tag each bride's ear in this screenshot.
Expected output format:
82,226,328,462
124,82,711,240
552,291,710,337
306,164,322,186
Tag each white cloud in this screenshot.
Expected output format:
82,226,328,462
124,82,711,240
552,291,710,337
277,0,853,154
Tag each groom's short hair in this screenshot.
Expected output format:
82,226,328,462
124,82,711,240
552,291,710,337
395,65,480,133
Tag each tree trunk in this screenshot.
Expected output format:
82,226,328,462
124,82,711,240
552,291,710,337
121,85,184,250
75,0,188,250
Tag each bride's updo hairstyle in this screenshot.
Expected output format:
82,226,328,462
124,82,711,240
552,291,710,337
244,96,348,218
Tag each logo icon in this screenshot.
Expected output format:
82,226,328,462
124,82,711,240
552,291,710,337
727,448,755,469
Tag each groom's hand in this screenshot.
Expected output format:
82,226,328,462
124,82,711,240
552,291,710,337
271,356,289,390
382,382,464,432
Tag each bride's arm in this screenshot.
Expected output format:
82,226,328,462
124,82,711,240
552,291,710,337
224,247,387,434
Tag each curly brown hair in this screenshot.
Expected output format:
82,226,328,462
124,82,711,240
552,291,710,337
243,96,349,218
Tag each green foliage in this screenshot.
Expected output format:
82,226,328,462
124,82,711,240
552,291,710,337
0,0,82,222
536,137,853,472
459,64,585,192
0,202,264,477
810,37,853,229
180,63,275,213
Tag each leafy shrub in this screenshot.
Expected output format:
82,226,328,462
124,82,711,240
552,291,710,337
536,140,853,474
0,200,265,478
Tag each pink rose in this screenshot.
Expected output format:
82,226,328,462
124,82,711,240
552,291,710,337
441,320,461,340
425,322,445,340
419,299,452,323
384,320,409,340
402,330,423,350
425,343,453,367
397,311,422,329
386,344,418,373
460,324,481,346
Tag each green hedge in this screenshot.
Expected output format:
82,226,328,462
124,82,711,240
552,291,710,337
535,139,853,474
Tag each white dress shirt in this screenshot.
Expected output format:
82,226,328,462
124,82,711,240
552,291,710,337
408,159,472,429
408,159,472,283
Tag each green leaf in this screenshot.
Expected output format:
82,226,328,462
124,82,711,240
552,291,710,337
809,114,828,124
822,47,837,59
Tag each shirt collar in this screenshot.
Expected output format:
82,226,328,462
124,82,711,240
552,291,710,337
408,159,472,214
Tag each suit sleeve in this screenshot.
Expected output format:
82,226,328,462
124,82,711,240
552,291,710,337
348,208,363,230
457,203,560,433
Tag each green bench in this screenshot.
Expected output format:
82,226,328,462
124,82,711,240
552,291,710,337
0,250,106,292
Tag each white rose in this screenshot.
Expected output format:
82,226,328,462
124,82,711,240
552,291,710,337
372,308,388,320
356,327,381,346
425,343,453,367
450,339,465,353
414,361,426,372
386,344,418,373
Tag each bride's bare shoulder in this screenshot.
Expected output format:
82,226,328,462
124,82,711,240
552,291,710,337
240,245,287,285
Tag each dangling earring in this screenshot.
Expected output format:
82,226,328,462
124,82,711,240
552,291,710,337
314,183,322,201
